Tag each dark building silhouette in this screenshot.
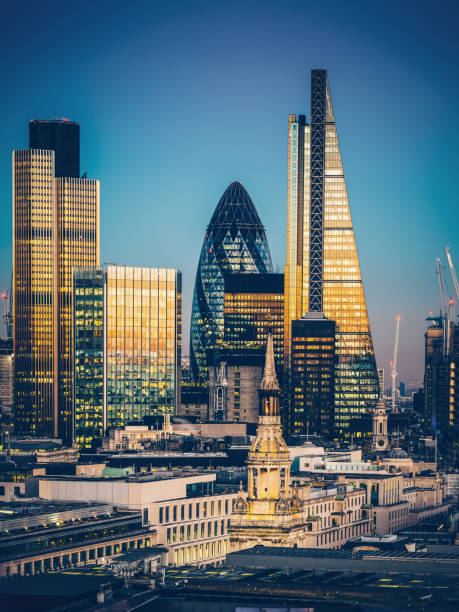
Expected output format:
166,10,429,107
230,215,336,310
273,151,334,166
290,314,335,438
423,321,451,436
29,119,80,178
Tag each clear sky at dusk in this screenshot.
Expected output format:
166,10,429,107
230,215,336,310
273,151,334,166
1,0,459,383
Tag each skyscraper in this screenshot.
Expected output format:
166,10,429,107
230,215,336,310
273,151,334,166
207,272,284,423
13,122,99,440
222,273,284,376
73,265,182,448
284,70,379,434
291,314,335,438
190,182,273,383
74,268,105,450
105,266,181,429
29,119,80,178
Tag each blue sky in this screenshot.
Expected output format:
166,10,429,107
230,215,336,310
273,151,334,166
1,0,459,383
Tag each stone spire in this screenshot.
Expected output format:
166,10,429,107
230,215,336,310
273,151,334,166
260,333,279,392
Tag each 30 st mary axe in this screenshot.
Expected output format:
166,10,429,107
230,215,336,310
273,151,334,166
284,70,379,433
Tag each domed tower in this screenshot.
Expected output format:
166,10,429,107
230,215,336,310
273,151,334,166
190,182,273,382
371,398,389,451
230,335,305,551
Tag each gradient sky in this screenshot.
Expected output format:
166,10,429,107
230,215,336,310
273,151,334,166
1,0,459,384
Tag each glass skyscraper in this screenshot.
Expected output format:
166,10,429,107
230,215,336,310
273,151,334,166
284,70,379,434
190,182,273,383
13,140,100,440
73,265,181,448
74,268,105,450
106,265,181,429
291,315,336,438
223,273,284,378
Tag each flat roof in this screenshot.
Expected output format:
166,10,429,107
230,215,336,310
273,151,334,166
38,470,214,483
0,500,111,522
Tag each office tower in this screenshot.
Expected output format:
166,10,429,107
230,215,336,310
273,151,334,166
399,381,406,397
284,69,379,434
377,368,385,399
222,273,284,377
73,265,182,448
190,182,273,383
13,135,99,440
423,320,454,436
105,266,181,429
56,177,100,440
290,314,335,438
74,269,105,450
207,272,284,423
29,119,80,178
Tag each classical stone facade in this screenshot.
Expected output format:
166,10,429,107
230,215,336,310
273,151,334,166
371,399,389,451
230,336,372,550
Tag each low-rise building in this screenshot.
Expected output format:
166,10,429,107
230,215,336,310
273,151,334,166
0,501,153,577
102,420,247,452
37,470,237,567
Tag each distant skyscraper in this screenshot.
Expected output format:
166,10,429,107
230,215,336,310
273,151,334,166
290,314,335,438
284,69,379,433
29,119,80,178
377,368,385,399
423,320,454,436
13,127,99,440
190,182,273,383
0,338,13,419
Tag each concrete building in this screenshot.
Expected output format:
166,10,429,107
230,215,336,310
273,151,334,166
102,420,247,452
37,470,236,567
298,450,448,535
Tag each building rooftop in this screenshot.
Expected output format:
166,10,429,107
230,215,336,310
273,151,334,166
38,469,214,483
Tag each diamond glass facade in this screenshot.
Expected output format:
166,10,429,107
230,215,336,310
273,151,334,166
285,70,379,434
190,182,273,382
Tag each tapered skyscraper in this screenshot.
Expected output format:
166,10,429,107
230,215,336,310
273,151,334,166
284,70,378,433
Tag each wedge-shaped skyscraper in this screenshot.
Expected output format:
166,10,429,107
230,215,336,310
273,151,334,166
190,182,273,382
285,69,379,434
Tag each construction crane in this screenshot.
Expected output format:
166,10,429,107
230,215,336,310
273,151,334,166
389,316,400,412
445,247,459,303
436,256,450,355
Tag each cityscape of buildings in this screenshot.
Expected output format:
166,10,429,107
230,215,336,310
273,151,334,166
1,67,459,612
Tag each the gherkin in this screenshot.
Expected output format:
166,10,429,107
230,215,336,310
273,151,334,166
190,182,273,382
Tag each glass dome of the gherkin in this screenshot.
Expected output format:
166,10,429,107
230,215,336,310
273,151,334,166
190,182,274,382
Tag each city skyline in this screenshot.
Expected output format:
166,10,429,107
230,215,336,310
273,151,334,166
1,0,459,382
